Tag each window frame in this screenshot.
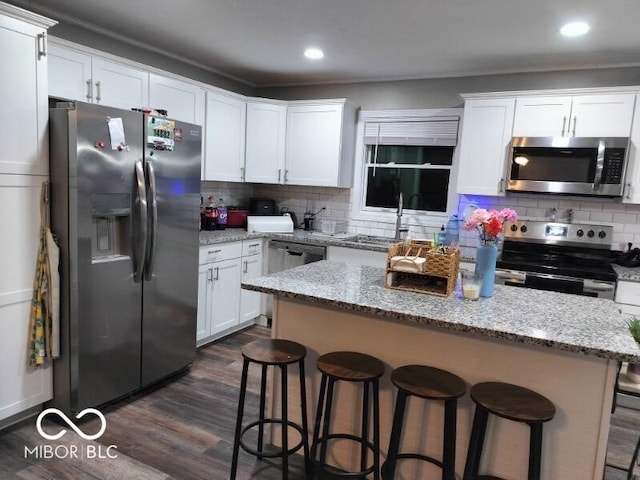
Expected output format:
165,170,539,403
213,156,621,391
350,108,464,228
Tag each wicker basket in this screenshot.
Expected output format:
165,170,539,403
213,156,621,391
385,240,461,297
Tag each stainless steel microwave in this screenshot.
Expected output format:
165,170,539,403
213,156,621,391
507,137,630,196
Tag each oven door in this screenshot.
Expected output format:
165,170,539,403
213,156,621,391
507,137,627,196
495,270,616,299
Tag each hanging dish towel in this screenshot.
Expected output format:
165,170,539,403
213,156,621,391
29,182,60,367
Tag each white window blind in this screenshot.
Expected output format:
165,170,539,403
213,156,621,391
363,117,459,146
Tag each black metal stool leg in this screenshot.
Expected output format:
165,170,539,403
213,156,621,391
310,374,327,480
528,422,543,480
298,359,311,475
319,378,336,467
463,405,489,480
281,365,289,480
384,389,407,480
373,378,381,480
230,358,249,480
443,399,457,480
361,380,370,474
257,364,268,459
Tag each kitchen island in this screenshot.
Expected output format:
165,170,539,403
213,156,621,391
242,260,640,480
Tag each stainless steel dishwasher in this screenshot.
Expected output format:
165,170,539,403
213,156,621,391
266,239,326,318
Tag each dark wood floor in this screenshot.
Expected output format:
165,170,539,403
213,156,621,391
0,325,638,479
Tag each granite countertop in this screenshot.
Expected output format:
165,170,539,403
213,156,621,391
612,263,640,282
199,228,393,252
242,260,640,362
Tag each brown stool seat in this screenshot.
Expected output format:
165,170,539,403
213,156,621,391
317,351,385,381
242,339,306,365
470,382,556,423
391,365,466,400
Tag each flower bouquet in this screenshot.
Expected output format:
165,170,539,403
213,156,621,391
463,208,518,245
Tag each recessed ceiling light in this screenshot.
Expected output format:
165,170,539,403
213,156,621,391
560,21,590,37
304,48,324,60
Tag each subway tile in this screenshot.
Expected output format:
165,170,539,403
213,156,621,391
613,212,638,224
624,223,640,234
589,212,613,222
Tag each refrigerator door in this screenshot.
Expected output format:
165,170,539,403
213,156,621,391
74,103,144,409
141,116,201,385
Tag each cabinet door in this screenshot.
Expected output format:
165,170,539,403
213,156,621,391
0,17,48,175
285,104,342,186
245,102,286,184
457,98,515,196
196,264,211,342
240,253,263,322
210,258,241,335
91,57,149,110
571,94,636,137
204,91,246,181
624,94,640,204
149,73,205,125
512,96,572,137
48,43,93,102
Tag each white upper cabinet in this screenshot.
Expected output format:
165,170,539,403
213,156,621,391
0,6,54,176
48,43,92,102
48,41,149,110
91,57,149,110
513,93,636,138
284,100,357,187
512,96,572,137
457,97,515,196
149,73,205,125
204,90,246,182
623,93,640,204
244,100,287,184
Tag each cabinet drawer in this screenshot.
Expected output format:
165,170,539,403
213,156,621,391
242,239,263,257
199,242,242,264
615,280,640,306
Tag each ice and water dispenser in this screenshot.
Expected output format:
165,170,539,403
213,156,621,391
91,193,131,261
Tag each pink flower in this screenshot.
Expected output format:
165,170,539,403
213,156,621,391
462,207,518,244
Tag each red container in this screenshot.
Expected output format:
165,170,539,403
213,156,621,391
227,209,249,228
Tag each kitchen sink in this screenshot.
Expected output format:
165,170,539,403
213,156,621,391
344,234,398,246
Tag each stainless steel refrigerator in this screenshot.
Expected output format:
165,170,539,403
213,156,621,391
48,101,201,414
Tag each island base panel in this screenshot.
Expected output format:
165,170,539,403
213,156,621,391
267,296,615,480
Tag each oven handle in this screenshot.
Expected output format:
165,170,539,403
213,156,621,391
583,279,616,292
495,269,526,283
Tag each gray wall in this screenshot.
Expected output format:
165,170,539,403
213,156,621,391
257,67,640,109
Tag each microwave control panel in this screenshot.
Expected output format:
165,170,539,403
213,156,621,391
602,148,625,184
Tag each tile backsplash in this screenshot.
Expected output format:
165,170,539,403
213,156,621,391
201,181,640,258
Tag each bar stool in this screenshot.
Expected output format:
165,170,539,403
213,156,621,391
230,339,310,480
381,365,466,480
311,351,385,479
463,382,556,480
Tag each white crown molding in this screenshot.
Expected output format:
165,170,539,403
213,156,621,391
0,2,56,29
460,85,640,100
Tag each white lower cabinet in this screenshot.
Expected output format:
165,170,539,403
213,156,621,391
615,280,640,316
197,240,264,345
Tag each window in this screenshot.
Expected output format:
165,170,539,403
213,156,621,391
364,145,455,212
361,116,459,214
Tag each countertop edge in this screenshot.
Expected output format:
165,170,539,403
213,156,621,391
241,281,637,363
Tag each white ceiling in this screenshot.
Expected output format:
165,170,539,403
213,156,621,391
10,0,640,87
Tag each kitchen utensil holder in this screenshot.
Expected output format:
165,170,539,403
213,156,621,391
385,240,461,297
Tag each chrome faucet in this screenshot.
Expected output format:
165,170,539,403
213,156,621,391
395,192,407,241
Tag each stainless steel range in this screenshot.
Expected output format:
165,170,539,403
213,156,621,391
495,220,617,299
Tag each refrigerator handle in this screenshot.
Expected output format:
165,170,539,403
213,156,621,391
133,161,148,282
144,160,158,281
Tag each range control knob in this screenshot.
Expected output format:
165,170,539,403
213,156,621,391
510,224,518,232
520,225,528,233
587,229,595,238
598,230,607,239
576,229,584,237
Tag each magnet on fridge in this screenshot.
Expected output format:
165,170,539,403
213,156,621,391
94,141,106,149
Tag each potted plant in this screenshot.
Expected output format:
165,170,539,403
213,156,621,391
627,318,640,383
